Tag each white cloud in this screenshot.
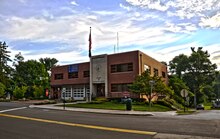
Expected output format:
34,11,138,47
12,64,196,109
8,44,89,66
126,0,220,20
119,3,131,11
92,10,121,16
199,13,220,28
126,0,169,11
70,1,79,6
164,22,197,33
18,0,27,4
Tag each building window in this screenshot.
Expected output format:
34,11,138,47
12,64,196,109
154,68,158,76
68,72,78,78
144,64,151,74
54,73,63,80
111,63,133,73
83,71,90,77
111,84,130,92
162,71,166,78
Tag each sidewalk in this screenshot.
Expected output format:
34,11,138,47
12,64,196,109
29,103,155,116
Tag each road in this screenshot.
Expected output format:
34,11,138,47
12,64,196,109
0,102,220,139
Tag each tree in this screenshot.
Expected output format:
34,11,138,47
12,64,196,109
169,47,217,106
0,82,6,97
13,52,24,66
14,60,47,87
0,41,12,87
39,57,58,73
169,54,188,78
187,47,217,105
13,60,48,98
129,71,173,107
213,72,220,102
168,75,193,105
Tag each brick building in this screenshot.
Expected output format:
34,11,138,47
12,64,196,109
50,50,168,100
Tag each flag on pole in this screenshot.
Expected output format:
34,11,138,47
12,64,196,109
88,27,92,57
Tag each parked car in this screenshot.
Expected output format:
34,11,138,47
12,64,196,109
196,104,204,110
212,102,220,108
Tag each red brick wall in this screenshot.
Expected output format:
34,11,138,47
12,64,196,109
51,62,90,86
107,51,139,97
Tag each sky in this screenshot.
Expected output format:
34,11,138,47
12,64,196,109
0,0,220,70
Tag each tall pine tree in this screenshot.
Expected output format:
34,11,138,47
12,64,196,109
0,41,12,87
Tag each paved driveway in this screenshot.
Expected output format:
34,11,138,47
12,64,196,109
152,110,220,120
176,110,220,120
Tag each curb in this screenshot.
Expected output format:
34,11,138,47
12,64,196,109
153,133,219,139
29,105,154,116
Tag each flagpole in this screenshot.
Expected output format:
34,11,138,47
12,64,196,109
89,27,92,102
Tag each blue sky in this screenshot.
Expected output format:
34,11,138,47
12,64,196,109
0,0,220,69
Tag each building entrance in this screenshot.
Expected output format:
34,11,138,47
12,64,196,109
96,84,105,97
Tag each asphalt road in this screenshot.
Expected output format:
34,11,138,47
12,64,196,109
0,102,220,139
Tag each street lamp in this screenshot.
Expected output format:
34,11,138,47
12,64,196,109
149,80,155,109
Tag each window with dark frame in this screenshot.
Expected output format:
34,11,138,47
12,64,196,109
68,72,78,78
111,84,130,92
154,68,159,76
83,71,90,77
162,71,166,78
111,63,133,73
54,73,63,80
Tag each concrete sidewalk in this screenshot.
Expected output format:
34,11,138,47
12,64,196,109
29,103,155,116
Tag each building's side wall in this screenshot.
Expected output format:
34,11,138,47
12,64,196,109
138,51,168,84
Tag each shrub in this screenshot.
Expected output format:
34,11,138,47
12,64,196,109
132,98,146,102
33,86,44,99
109,98,122,104
13,86,27,99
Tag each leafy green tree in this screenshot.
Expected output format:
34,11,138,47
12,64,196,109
14,60,47,87
39,57,58,73
169,47,217,106
129,71,173,107
33,85,44,99
168,75,193,104
0,82,6,97
213,72,220,102
186,47,217,105
39,57,58,90
169,54,188,78
13,86,28,99
13,60,48,98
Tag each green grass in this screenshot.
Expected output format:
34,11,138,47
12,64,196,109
204,105,212,110
176,110,196,115
64,102,172,112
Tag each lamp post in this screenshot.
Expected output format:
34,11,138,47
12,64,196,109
149,80,155,109
62,88,66,110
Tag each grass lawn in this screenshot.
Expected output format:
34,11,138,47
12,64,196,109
64,102,172,112
176,110,196,115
